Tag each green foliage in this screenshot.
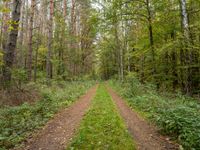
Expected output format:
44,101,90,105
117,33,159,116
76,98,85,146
0,2,10,13
97,0,200,94
157,106,200,149
0,50,3,67
121,72,145,97
68,85,135,150
0,81,94,149
109,78,200,149
12,68,28,86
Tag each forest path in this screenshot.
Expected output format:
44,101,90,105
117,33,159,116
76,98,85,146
21,85,97,150
107,87,178,150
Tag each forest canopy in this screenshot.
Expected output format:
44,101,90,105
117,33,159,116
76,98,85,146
0,0,199,95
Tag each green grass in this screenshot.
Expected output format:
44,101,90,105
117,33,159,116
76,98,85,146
109,78,200,150
0,81,94,150
68,85,135,150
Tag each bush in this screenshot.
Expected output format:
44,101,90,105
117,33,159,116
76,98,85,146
12,68,28,88
157,106,200,149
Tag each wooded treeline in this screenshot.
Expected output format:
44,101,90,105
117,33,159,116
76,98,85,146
0,0,98,88
97,0,200,95
0,0,199,95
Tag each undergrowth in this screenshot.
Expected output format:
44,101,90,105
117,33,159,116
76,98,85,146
0,83,40,107
68,84,135,150
109,74,200,150
0,81,94,150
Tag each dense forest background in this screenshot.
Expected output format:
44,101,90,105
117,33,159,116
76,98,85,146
0,0,199,95
0,0,200,149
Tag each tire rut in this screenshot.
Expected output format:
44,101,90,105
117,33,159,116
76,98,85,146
107,87,178,150
21,85,97,150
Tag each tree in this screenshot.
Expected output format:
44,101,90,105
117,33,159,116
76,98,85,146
2,0,22,87
97,0,199,94
0,0,199,95
46,0,54,82
27,0,35,80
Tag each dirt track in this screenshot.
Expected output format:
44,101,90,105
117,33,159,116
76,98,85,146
22,85,97,150
107,87,178,150
17,85,179,150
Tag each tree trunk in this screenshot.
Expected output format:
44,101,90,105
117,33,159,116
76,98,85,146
63,0,67,20
1,1,10,50
27,0,35,81
2,0,22,88
70,0,76,76
17,0,25,68
145,0,158,88
179,0,192,95
46,0,54,83
180,0,189,38
34,40,39,82
146,0,156,75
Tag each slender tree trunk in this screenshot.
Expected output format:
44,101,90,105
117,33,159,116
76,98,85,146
140,56,145,84
0,3,6,49
2,0,22,88
46,0,54,83
120,45,124,81
24,1,29,69
179,0,192,95
60,0,67,76
33,12,41,83
34,40,39,82
27,0,35,81
145,0,158,88
146,0,156,75
70,0,76,76
1,1,10,50
0,19,3,49
63,0,67,21
18,0,25,68
180,0,189,38
113,21,121,81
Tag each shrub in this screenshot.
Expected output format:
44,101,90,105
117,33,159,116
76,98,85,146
157,106,200,149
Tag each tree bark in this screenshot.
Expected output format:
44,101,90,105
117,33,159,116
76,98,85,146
145,0,158,89
2,0,22,87
63,0,67,20
17,0,25,68
180,0,189,38
27,0,35,81
1,1,10,50
46,0,54,83
179,0,193,95
146,0,156,75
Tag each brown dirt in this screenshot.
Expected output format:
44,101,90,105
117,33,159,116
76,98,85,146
107,87,179,150
20,85,97,150
0,86,40,107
